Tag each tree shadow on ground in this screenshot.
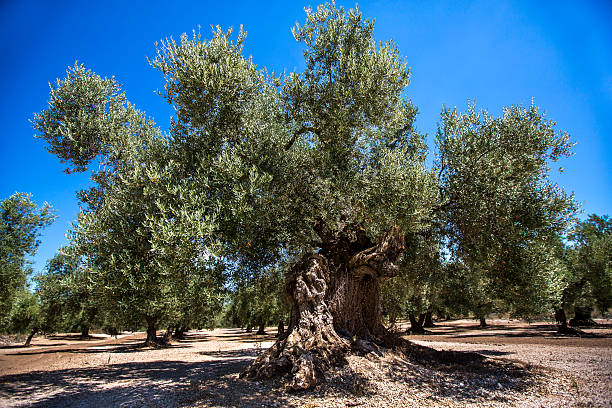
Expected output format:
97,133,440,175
5,341,195,357
46,334,107,341
0,343,68,350
0,337,549,408
0,352,296,408
408,322,610,340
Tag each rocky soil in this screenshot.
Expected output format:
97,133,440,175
0,320,610,407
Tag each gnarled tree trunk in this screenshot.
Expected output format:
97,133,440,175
241,225,404,390
407,313,426,334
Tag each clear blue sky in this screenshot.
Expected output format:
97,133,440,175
1,0,611,275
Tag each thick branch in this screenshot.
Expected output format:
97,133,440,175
348,226,405,278
284,126,319,150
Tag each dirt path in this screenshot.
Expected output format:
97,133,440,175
1,321,610,407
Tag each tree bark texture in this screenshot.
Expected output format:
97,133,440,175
145,316,158,346
241,225,405,390
479,317,487,327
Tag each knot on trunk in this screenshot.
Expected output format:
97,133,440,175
348,226,405,279
291,254,328,305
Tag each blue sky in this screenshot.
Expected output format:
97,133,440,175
1,0,611,275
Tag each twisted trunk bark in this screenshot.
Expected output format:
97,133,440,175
241,226,404,390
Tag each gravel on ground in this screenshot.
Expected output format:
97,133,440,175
0,320,610,407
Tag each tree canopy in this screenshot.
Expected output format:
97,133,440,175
0,193,54,320
30,1,580,389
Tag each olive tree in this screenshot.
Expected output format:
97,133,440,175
436,103,576,322
0,193,54,320
560,214,612,326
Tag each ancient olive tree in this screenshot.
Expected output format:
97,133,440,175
0,193,54,320
436,103,576,321
149,4,434,389
31,0,580,391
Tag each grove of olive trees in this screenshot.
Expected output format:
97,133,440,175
2,2,609,395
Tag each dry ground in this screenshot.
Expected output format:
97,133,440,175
0,319,610,407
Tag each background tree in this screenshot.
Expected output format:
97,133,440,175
0,193,54,320
436,103,575,323
35,249,100,338
2,290,41,346
561,214,612,326
33,64,216,346
381,230,444,333
226,266,288,335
